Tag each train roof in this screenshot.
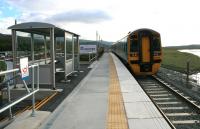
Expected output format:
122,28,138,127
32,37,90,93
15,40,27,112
112,28,160,45
130,28,160,35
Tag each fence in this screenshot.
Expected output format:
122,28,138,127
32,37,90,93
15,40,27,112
157,67,200,88
80,52,96,63
0,64,39,119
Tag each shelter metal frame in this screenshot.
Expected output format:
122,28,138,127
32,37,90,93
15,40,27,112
8,22,80,89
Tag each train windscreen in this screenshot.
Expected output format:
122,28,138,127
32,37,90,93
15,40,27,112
130,37,138,52
153,38,161,51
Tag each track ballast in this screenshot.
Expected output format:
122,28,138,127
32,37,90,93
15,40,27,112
136,75,200,129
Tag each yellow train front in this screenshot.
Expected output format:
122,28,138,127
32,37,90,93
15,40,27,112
112,28,162,75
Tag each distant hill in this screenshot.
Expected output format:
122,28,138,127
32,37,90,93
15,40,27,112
80,39,112,48
164,45,200,50
0,33,112,51
0,33,12,51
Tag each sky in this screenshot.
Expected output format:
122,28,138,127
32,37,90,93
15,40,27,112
0,0,200,46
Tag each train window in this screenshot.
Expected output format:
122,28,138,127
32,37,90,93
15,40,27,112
130,39,138,52
153,38,161,51
124,42,126,51
125,44,127,54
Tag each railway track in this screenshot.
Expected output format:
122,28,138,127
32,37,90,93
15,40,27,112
136,75,200,129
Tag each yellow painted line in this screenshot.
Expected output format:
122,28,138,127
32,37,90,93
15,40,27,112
106,55,129,129
35,91,58,110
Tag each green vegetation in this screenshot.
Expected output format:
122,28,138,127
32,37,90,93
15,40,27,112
97,47,104,59
0,61,6,82
80,47,105,61
165,45,200,50
162,47,200,74
0,33,12,51
80,54,96,61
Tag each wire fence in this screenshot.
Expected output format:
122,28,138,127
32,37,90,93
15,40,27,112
157,67,200,88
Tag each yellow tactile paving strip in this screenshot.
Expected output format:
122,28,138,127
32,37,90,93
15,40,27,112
106,55,129,129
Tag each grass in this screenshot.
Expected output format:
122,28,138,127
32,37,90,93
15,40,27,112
161,48,200,74
80,54,96,61
0,61,6,82
80,47,104,61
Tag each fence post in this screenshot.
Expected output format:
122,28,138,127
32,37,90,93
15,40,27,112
89,53,91,63
186,61,190,87
7,79,13,119
31,66,36,117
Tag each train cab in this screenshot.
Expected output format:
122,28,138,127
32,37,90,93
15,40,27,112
112,28,162,76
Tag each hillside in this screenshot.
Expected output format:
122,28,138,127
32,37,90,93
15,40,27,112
165,45,200,50
162,47,200,74
0,33,112,51
0,33,12,51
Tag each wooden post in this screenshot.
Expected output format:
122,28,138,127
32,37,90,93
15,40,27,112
186,61,190,87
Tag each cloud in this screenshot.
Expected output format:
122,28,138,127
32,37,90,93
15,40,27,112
0,17,15,34
18,12,50,22
46,10,112,24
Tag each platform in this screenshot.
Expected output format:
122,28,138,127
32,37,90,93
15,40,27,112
39,53,109,129
4,110,50,129
111,54,171,129
36,53,172,129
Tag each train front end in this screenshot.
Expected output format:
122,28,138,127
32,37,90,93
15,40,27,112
128,29,162,75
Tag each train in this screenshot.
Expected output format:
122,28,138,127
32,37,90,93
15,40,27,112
111,28,162,75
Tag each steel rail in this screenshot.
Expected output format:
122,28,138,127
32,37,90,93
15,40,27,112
152,75,200,112
136,77,176,129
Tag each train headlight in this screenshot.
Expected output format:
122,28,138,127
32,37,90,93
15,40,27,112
154,51,161,56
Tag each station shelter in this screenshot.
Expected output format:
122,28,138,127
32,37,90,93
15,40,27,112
8,22,80,89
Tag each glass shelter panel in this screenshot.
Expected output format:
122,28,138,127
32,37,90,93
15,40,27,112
65,33,73,60
55,37,65,58
55,37,65,72
34,34,45,60
16,31,31,63
46,37,51,59
73,36,79,71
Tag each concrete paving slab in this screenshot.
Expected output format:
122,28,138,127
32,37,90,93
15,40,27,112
4,110,50,129
120,84,143,93
122,92,151,102
125,102,162,119
128,118,172,129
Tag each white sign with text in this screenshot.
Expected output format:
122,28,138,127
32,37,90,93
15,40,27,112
80,45,97,54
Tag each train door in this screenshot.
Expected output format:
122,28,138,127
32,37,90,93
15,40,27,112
140,34,152,72
141,37,150,62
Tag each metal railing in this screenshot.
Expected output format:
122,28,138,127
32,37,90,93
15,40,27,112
80,53,96,64
0,64,39,119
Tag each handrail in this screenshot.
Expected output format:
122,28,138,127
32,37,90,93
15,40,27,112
0,64,37,76
0,64,39,119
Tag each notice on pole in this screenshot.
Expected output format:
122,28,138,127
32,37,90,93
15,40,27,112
20,57,29,80
80,45,97,54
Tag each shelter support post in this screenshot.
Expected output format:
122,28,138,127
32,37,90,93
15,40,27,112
31,33,34,62
50,28,56,89
72,35,75,71
11,30,17,88
77,36,80,71
44,35,47,64
64,32,67,78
